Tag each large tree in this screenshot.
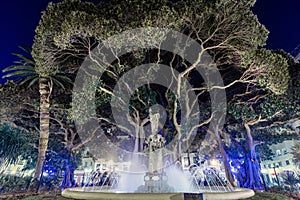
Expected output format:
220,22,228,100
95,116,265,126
174,0,289,186
223,51,299,189
30,0,291,188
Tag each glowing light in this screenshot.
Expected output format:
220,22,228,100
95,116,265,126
210,159,218,166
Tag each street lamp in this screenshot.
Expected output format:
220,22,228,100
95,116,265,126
81,170,85,187
257,142,268,191
82,168,89,187
272,164,280,187
258,157,267,191
210,159,218,166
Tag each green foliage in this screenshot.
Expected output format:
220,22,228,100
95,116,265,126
273,49,296,67
0,124,37,166
32,0,289,118
228,103,256,122
281,172,300,189
0,1,296,192
228,67,297,126
32,0,179,76
245,191,293,200
29,0,295,163
128,86,157,117
32,0,272,81
179,0,269,68
2,46,73,90
21,194,69,200
254,49,289,95
2,46,38,88
291,142,300,167
0,175,32,193
240,48,289,95
0,81,33,123
72,76,98,125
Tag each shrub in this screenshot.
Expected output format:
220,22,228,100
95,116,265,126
0,174,31,193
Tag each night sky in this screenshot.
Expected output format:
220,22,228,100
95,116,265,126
1,0,300,84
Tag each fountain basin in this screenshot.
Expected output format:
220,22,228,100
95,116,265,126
62,187,254,200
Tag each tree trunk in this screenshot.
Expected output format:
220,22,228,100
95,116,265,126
176,132,182,162
29,77,50,192
187,149,191,167
215,130,235,186
243,124,263,190
61,160,76,188
61,164,70,188
139,127,145,152
133,126,139,153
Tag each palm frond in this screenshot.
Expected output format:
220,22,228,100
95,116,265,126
3,45,71,90
51,77,66,90
2,46,38,87
2,65,35,73
17,45,32,54
20,76,39,87
12,53,34,65
2,70,37,78
54,74,73,85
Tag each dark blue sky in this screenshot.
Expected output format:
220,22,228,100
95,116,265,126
252,0,300,54
1,0,300,84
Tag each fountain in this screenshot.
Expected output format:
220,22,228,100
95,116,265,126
62,111,254,199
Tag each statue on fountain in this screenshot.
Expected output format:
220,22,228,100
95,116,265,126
143,110,165,173
144,112,166,152
137,109,173,193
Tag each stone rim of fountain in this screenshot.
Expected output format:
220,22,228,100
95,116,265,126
62,187,255,200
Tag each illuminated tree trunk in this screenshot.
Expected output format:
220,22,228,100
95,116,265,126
215,130,235,186
130,112,148,153
61,157,76,188
29,77,51,192
139,127,145,152
133,126,139,153
177,135,182,162
243,124,263,190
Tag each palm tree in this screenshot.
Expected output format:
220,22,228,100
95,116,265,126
2,46,72,191
281,172,300,193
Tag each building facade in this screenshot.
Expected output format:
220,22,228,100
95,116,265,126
261,139,298,186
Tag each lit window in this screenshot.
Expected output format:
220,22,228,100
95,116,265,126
282,148,287,154
276,150,281,156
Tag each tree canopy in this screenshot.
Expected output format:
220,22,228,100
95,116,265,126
1,0,297,191
32,0,288,95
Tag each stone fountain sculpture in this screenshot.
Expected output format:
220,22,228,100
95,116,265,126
137,110,173,193
62,109,255,199
145,111,165,172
